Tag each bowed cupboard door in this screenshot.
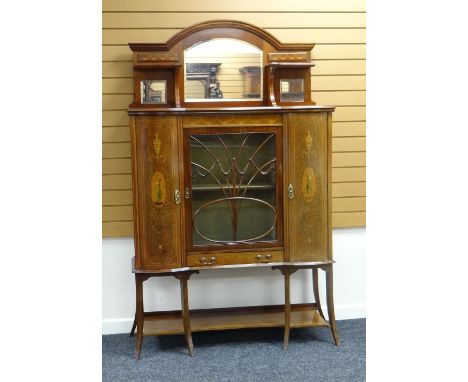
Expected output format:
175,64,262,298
131,116,183,270
285,112,332,262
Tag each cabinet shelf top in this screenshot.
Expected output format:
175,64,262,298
128,105,335,115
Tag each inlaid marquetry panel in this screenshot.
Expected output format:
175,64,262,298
286,112,329,261
182,114,282,127
268,52,309,62
136,52,180,62
134,116,182,269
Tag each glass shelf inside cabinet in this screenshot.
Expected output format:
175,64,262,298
189,132,277,246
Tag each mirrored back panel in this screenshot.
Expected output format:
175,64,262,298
184,39,263,102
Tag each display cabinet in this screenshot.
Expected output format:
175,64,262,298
127,20,339,359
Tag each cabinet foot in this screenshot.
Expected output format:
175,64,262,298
135,332,143,360
129,314,136,337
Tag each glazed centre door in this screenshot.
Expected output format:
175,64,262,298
183,126,284,252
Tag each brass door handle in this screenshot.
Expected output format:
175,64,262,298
288,184,294,199
175,189,181,204
185,187,190,199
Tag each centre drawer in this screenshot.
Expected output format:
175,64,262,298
186,250,284,267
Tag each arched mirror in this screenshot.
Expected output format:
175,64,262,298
184,38,263,102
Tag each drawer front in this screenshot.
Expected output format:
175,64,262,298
187,250,284,267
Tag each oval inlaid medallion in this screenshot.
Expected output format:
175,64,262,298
301,167,316,203
151,171,167,207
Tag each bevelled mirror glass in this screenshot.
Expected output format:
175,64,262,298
184,38,263,102
140,80,167,104
280,79,304,102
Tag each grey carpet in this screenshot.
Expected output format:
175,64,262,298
103,318,365,382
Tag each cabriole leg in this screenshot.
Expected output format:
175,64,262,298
312,267,326,320
325,265,340,346
283,268,291,350
178,273,194,357
134,274,145,359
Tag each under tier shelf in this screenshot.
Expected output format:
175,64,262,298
142,303,329,336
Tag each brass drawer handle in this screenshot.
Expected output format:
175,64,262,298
256,254,272,263
175,189,181,204
288,184,294,199
199,256,216,265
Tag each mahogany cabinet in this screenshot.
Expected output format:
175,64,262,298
127,20,339,358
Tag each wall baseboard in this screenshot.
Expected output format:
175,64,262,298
103,318,135,335
102,303,366,335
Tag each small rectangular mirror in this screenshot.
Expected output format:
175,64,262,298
141,80,167,104
280,79,304,102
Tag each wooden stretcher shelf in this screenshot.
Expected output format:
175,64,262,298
141,303,329,336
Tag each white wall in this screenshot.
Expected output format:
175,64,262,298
102,228,365,334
